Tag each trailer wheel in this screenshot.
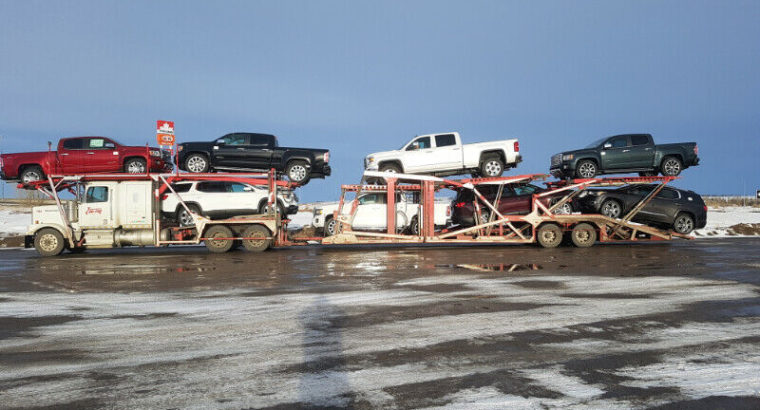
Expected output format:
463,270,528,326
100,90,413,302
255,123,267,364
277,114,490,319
204,225,235,253
537,223,563,248
571,223,597,248
34,228,65,257
242,225,272,252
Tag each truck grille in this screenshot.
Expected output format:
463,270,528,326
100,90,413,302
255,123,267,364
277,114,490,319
551,154,562,167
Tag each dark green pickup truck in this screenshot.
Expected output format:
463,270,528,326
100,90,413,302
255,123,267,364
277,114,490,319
550,134,699,179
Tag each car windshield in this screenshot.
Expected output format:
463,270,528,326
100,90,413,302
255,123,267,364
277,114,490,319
584,137,607,149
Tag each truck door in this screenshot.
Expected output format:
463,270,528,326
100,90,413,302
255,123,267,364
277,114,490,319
626,134,655,168
600,135,631,170
59,138,85,173
433,134,461,170
83,138,120,172
212,134,249,169
243,134,275,170
403,136,436,173
79,185,113,228
352,193,386,230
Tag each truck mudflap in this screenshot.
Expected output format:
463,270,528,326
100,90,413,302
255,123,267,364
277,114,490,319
24,235,34,248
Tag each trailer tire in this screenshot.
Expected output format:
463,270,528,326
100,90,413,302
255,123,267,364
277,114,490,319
242,225,272,252
286,160,310,184
124,157,147,174
34,228,65,257
20,166,45,184
571,223,597,248
537,223,563,248
480,156,504,177
660,156,683,176
204,225,235,253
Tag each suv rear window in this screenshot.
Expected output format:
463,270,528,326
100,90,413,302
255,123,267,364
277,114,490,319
196,181,227,193
171,183,192,193
656,188,680,199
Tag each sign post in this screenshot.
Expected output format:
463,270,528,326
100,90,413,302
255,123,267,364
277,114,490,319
156,121,176,174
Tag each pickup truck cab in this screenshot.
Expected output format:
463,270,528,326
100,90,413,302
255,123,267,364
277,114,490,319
312,192,451,236
1,137,172,183
364,132,521,178
177,133,331,184
550,134,699,179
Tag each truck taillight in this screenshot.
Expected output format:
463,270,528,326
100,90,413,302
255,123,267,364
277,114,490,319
324,151,330,163
514,141,519,152
454,202,466,208
694,145,698,155
161,194,168,200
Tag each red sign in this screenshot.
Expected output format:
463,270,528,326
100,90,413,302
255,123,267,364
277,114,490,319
157,120,175,146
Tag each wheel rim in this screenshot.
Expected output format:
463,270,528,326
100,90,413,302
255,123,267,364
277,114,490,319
411,219,419,235
675,216,693,233
663,159,680,175
326,219,337,236
39,233,59,252
484,161,502,176
573,226,593,245
556,203,572,214
479,211,491,225
179,209,194,226
187,156,207,173
288,165,307,181
578,163,596,178
602,201,621,218
208,232,228,247
22,171,42,183
540,229,558,244
127,161,145,173
245,228,267,248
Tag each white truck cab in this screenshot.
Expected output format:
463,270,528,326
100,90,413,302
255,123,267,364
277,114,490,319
364,132,521,178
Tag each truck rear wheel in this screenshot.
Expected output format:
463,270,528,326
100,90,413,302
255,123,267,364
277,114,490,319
571,223,597,248
34,228,65,257
286,160,310,184
204,225,234,253
242,225,272,252
660,156,682,176
20,166,45,184
480,156,504,177
536,223,563,248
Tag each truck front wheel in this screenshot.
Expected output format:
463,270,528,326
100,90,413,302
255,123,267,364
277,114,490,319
185,153,210,173
20,166,45,184
124,158,147,174
204,225,234,253
34,228,65,257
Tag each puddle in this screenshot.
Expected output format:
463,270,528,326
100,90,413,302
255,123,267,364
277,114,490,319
437,263,543,272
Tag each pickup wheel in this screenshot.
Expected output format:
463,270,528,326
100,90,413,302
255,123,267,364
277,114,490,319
379,163,402,174
286,160,310,184
324,216,338,237
408,216,420,235
204,225,235,253
34,228,65,257
177,204,202,227
575,160,598,178
185,153,210,173
20,166,45,184
660,156,683,176
537,223,563,248
124,158,147,174
480,156,504,177
571,223,597,248
241,225,272,252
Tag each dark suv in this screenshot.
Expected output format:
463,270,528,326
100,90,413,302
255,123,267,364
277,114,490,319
575,184,706,234
451,183,571,227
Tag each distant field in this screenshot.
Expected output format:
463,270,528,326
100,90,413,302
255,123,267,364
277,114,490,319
703,196,759,208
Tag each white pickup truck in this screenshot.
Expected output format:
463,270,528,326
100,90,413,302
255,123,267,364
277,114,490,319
312,192,451,236
364,132,521,178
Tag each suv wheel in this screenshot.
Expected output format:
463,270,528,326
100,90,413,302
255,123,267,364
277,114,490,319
673,213,695,234
324,216,338,237
177,204,201,226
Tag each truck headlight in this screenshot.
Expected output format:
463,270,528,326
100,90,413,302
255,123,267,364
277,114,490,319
562,154,574,161
177,145,184,152
314,209,323,215
366,156,374,166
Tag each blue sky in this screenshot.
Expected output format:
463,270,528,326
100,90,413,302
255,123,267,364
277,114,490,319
1,0,758,200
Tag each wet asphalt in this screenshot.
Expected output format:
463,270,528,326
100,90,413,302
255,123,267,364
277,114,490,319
1,238,759,409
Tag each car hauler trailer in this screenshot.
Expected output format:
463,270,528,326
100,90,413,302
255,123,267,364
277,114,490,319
320,171,693,248
23,171,296,256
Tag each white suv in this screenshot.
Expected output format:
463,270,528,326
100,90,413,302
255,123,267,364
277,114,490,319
161,181,298,226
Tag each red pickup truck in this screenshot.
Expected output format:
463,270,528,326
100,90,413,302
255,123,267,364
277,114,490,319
1,136,173,183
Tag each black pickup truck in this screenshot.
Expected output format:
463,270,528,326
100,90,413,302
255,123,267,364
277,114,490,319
177,133,331,184
550,134,699,179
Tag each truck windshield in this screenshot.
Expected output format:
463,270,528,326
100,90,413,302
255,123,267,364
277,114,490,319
584,137,607,149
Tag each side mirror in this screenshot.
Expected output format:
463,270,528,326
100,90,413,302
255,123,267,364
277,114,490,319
215,139,226,146
603,143,612,149
105,143,115,149
243,186,254,192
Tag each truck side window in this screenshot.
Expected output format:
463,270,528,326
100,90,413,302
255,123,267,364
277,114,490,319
608,136,629,148
220,134,248,146
227,182,248,193
62,139,84,150
435,134,456,147
85,186,109,203
249,134,270,146
407,137,431,151
88,138,107,149
631,135,650,146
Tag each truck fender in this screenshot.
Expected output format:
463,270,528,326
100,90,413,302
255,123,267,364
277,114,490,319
653,151,683,167
282,152,313,167
570,155,600,170
479,149,507,165
27,224,73,244
377,160,404,173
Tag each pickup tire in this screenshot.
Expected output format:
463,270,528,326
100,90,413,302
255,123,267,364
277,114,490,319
185,153,210,173
241,224,271,252
34,228,65,257
124,157,147,174
575,160,598,178
480,156,504,178
204,225,235,253
660,156,683,176
379,163,402,174
324,216,338,237
177,204,202,227
536,223,563,248
286,160,310,184
408,216,420,235
20,166,45,184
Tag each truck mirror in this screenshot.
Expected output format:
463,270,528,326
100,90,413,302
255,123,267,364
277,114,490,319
215,139,226,146
603,143,612,149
